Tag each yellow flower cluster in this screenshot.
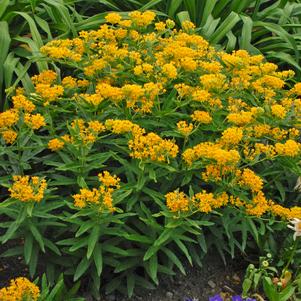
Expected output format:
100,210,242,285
48,119,105,151
12,94,35,112
40,39,84,62
24,113,46,130
128,11,156,27
177,121,194,136
182,142,240,167
166,188,301,219
105,119,144,135
165,190,231,214
193,191,229,213
220,127,243,146
238,168,263,193
0,277,40,301
275,140,301,157
129,132,178,162
9,176,47,203
165,191,189,212
191,110,212,124
0,83,46,144
73,171,120,212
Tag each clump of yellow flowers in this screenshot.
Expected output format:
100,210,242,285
9,176,47,203
73,171,120,212
0,277,40,301
3,10,301,222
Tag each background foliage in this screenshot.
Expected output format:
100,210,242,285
2,0,301,110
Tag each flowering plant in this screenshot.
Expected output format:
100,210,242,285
1,10,301,297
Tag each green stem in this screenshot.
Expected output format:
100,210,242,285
282,238,299,275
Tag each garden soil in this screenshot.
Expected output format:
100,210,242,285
101,255,247,301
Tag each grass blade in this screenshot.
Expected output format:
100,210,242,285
210,11,240,44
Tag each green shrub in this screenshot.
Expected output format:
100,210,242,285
0,12,301,298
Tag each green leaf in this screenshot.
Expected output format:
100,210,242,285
69,237,89,252
75,220,95,237
29,223,45,252
177,10,191,24
184,0,196,22
210,12,241,44
140,0,164,10
105,276,121,294
0,20,10,109
93,243,103,276
175,238,192,265
200,0,217,26
143,245,159,261
0,0,10,19
123,234,152,244
168,0,183,18
263,277,278,301
149,254,158,284
1,221,19,243
242,278,252,297
197,232,207,253
44,238,61,256
162,246,186,274
1,246,23,257
45,277,64,301
126,272,135,298
29,246,39,277
87,226,100,259
24,232,33,265
74,257,90,281
154,228,172,247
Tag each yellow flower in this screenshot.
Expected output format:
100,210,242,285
73,171,120,212
1,129,17,144
181,20,195,32
165,191,189,212
193,191,215,213
48,138,65,151
227,111,254,126
246,191,269,217
31,70,57,85
182,142,240,166
271,104,287,119
105,119,144,135
98,171,120,188
129,132,179,162
88,120,105,133
220,127,243,146
62,76,77,89
238,168,263,193
166,19,175,29
162,63,177,79
129,11,156,27
0,109,19,129
275,140,300,157
105,12,122,24
12,94,35,112
35,84,64,104
191,110,212,124
177,121,193,136
0,277,40,301
200,73,227,90
155,22,166,32
192,89,211,102
9,175,47,203
24,113,46,130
